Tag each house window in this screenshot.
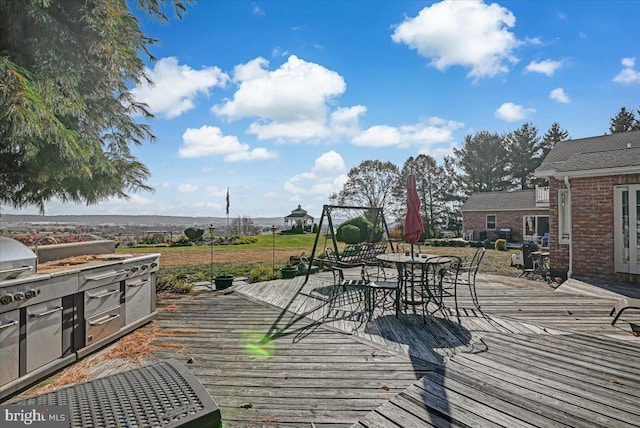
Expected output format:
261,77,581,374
558,189,570,243
524,215,550,240
486,214,496,230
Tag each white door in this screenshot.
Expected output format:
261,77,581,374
614,186,640,274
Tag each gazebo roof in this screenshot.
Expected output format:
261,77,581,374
285,205,314,220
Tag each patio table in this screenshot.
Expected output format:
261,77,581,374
376,253,451,312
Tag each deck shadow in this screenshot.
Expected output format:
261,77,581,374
359,313,473,427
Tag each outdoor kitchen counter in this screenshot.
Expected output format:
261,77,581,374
35,253,158,277
0,250,161,401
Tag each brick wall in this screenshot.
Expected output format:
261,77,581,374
462,209,548,242
550,174,640,282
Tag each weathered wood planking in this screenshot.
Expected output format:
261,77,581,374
153,292,436,427
359,332,640,427
233,270,640,427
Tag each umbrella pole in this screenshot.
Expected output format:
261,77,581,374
411,243,414,260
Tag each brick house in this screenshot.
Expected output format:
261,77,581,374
534,130,640,282
461,189,549,243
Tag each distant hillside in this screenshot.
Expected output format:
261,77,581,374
0,214,284,227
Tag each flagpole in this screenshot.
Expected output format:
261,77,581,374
226,187,230,237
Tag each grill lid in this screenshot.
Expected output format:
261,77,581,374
0,236,37,280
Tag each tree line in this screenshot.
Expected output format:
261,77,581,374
331,107,638,238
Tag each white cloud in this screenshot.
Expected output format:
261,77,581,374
525,59,563,77
252,3,264,15
495,102,536,122
178,183,198,193
272,47,289,58
232,57,270,82
549,88,570,104
213,55,346,140
329,105,367,137
613,57,640,84
351,117,463,149
127,194,155,205
352,126,402,147
204,186,228,197
179,125,278,162
225,147,278,162
131,57,228,119
391,0,521,79
284,151,348,199
622,58,635,68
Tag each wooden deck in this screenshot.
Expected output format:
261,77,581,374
229,269,640,427
152,292,435,426
9,269,640,427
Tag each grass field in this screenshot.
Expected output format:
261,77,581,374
119,234,524,278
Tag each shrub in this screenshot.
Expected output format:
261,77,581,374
184,227,204,242
340,224,361,244
494,239,507,251
156,274,194,294
232,235,258,245
248,265,279,282
336,216,379,243
140,234,164,245
171,236,193,247
483,239,492,249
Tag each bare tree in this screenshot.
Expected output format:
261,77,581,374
330,160,400,220
229,216,260,236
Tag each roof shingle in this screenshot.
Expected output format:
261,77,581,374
537,130,640,177
461,189,544,211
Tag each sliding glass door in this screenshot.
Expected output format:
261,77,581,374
615,185,640,274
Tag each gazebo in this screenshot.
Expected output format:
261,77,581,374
284,205,314,231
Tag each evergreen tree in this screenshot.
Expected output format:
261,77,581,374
454,131,509,194
441,156,464,233
609,106,640,133
503,122,545,190
542,122,570,152
0,0,191,212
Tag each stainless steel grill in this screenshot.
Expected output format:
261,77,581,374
0,237,36,281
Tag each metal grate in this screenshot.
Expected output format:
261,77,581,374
12,360,220,428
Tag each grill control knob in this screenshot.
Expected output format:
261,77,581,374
24,289,39,299
150,262,158,269
0,294,13,305
13,292,25,301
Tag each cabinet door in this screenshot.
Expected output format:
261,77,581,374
26,299,63,372
125,274,152,324
0,310,20,385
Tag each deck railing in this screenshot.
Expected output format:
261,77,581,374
536,186,549,206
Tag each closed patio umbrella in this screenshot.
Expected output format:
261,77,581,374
403,174,424,258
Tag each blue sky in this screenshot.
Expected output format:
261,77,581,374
7,0,640,219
